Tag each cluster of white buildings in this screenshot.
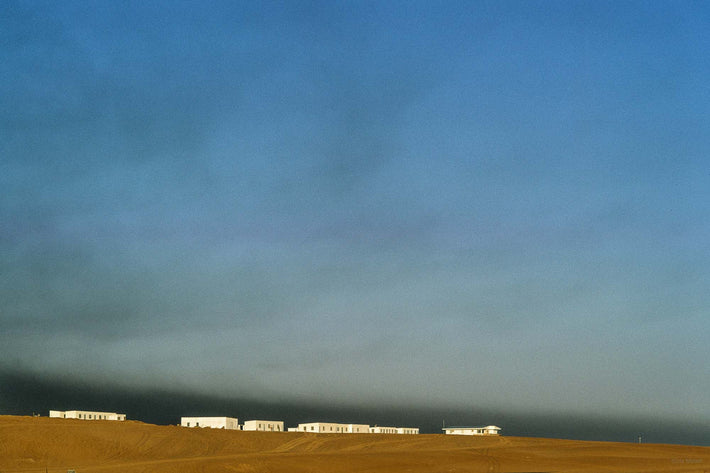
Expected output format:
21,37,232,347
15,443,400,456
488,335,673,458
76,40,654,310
47,410,501,437
179,417,284,432
178,418,502,436
178,417,420,434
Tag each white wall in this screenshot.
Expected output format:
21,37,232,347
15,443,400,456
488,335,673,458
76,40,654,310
345,424,370,433
396,427,419,434
298,422,352,433
297,422,416,434
243,420,284,432
444,428,470,435
50,410,126,421
444,426,500,435
369,426,398,434
369,426,418,434
181,417,239,430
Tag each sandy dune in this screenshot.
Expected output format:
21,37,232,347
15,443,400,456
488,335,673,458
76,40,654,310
1,415,708,472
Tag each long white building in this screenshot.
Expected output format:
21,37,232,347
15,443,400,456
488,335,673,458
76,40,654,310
297,422,355,433
296,422,416,434
180,417,239,430
397,427,419,434
369,426,419,434
50,410,126,421
443,425,501,436
369,426,397,434
296,422,369,433
242,420,284,432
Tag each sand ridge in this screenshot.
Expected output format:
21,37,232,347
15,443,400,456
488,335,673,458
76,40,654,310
1,415,708,472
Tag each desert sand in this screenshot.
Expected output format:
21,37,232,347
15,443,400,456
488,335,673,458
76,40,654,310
1,415,708,473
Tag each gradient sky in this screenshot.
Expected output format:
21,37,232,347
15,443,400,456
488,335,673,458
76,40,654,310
2,0,709,438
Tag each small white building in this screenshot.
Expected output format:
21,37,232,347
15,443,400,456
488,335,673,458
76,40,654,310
243,420,284,432
443,425,501,436
50,410,126,421
181,417,239,430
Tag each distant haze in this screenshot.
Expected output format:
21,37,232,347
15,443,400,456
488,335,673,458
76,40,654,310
2,369,708,446
1,1,708,445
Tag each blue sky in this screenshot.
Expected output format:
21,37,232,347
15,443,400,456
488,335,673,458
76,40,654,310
2,1,709,432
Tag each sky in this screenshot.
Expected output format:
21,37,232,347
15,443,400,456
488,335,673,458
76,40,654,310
1,1,709,444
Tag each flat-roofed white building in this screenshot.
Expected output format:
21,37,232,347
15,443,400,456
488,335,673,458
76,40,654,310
369,426,398,434
443,425,501,436
397,427,419,434
50,410,126,421
243,420,284,432
298,422,350,433
296,422,412,434
297,422,370,433
370,426,419,434
181,417,239,430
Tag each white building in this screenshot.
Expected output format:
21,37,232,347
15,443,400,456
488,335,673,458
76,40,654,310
49,410,126,421
295,422,412,434
368,426,419,434
297,422,352,433
297,422,370,433
369,426,398,434
443,425,501,436
243,420,284,432
397,427,419,435
180,417,239,430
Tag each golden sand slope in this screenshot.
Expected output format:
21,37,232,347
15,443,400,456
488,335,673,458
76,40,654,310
1,415,708,473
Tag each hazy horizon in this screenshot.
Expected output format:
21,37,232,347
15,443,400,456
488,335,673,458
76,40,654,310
2,0,708,445
2,369,709,446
